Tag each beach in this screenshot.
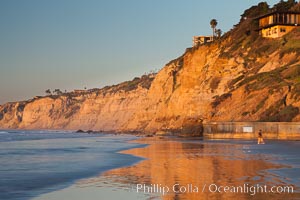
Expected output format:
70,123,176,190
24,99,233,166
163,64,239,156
33,136,300,200
1,1,300,200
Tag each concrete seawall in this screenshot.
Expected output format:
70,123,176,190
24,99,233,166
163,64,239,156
204,122,300,140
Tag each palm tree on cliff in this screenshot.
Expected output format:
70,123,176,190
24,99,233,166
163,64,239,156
216,29,222,38
210,19,218,40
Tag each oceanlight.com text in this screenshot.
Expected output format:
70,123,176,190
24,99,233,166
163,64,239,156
204,183,294,195
135,183,294,196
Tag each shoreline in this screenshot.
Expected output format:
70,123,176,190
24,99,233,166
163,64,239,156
33,136,300,200
0,130,147,200
31,135,154,200
2,128,300,141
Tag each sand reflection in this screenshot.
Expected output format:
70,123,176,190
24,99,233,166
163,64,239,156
78,137,298,200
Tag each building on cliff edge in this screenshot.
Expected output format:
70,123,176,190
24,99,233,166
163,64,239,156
256,11,300,38
192,35,213,47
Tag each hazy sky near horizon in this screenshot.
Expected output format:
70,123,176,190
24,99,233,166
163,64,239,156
0,0,280,104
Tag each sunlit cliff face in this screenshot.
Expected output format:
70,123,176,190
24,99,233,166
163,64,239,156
1,28,300,131
83,138,297,200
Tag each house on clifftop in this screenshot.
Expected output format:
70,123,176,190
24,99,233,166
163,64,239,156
256,11,300,38
192,35,213,47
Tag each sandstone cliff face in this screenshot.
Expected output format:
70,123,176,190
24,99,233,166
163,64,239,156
1,4,300,132
0,87,149,131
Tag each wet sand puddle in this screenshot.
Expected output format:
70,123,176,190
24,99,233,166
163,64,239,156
76,137,299,200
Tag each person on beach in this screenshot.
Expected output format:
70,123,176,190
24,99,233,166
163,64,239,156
257,129,265,144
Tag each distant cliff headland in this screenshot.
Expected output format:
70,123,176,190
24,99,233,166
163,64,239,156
1,1,300,133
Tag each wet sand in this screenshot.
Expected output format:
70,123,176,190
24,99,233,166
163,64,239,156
34,137,300,200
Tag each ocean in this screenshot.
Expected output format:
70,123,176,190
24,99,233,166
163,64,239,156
0,130,145,200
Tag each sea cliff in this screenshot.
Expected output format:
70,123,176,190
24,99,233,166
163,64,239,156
1,2,300,133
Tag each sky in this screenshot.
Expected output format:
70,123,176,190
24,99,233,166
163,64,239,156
0,0,280,104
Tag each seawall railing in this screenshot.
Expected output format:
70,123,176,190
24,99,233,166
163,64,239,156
203,122,300,139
